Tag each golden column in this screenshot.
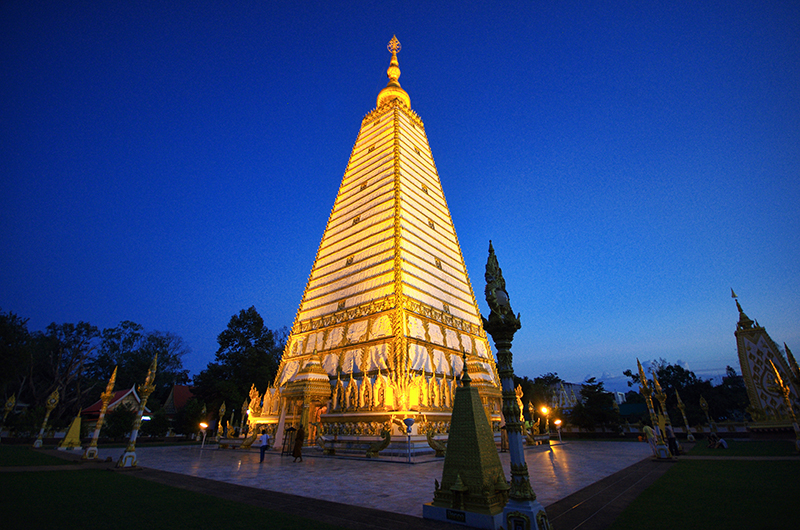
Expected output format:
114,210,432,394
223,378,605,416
216,401,226,441
637,359,670,459
651,371,672,428
1,394,15,443
675,389,695,442
33,389,59,448
699,395,716,433
482,242,551,530
117,355,157,468
767,359,800,452
239,398,249,437
83,367,117,460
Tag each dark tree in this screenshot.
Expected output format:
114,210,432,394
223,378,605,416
0,310,33,400
193,307,285,426
709,366,749,421
174,397,208,436
102,404,136,439
43,321,100,421
569,377,620,430
141,407,170,437
623,359,715,425
86,322,190,408
1,313,100,428
513,372,562,421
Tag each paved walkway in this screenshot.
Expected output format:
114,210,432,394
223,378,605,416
37,441,670,529
122,441,653,517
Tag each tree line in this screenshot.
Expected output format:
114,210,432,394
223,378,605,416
3,302,749,438
0,306,286,438
514,359,748,432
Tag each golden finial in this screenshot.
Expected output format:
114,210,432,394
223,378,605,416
377,35,410,107
388,35,401,55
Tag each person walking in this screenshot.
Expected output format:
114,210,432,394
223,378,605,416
665,423,679,456
643,423,657,456
292,424,304,462
258,429,270,463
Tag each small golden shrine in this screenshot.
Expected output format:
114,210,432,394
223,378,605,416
247,37,502,455
423,363,509,526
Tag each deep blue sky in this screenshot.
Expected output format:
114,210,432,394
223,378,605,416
2,2,798,391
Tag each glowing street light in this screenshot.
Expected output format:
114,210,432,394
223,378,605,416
540,406,550,434
554,419,562,442
199,422,209,449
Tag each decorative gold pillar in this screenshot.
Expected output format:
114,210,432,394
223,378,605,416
675,389,695,442
1,394,15,443
699,395,716,433
83,367,117,460
116,355,157,468
216,401,226,441
33,389,59,448
239,398,249,437
767,359,800,452
637,359,670,459
651,371,672,428
481,242,551,530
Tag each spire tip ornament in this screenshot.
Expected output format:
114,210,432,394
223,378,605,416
388,35,401,55
377,35,410,107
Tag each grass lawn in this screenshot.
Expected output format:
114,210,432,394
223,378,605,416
0,445,75,466
611,443,800,530
1,468,348,530
0,445,347,530
687,438,797,457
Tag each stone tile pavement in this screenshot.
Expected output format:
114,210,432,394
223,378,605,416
111,441,653,519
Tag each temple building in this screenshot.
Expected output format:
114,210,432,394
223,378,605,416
248,37,502,454
733,293,800,429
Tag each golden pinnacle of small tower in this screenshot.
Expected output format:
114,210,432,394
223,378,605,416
387,35,401,81
377,35,410,108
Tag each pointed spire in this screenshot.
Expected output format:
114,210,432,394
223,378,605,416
143,354,158,388
460,350,472,386
651,369,663,394
637,358,650,391
731,288,737,299
377,35,410,107
734,296,754,329
105,366,118,394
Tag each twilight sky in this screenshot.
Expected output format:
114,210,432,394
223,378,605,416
2,2,798,391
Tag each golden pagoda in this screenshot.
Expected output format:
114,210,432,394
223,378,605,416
732,292,800,430
249,37,502,455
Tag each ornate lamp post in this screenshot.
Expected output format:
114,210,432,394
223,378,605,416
699,395,716,433
117,355,157,468
1,394,15,443
33,389,60,448
675,389,695,442
199,422,209,448
637,359,670,459
767,359,800,452
83,367,117,460
540,406,550,436
481,242,550,530
33,389,59,448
